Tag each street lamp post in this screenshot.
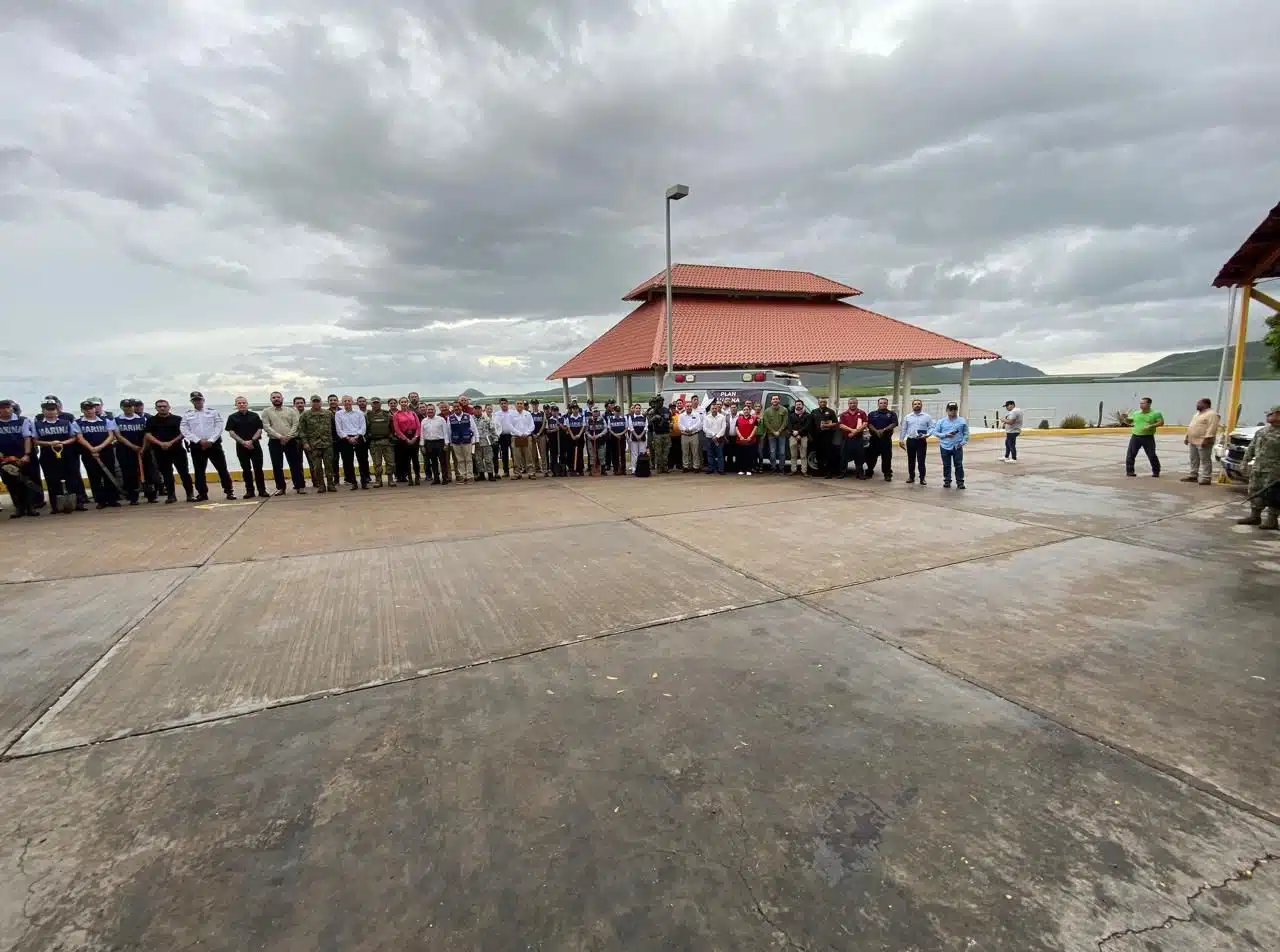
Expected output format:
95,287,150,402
664,184,689,377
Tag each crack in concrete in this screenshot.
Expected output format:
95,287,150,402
1095,852,1277,950
724,792,812,952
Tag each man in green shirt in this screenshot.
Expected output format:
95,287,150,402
760,394,789,474
1125,397,1163,477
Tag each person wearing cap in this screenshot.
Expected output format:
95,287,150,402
334,395,370,491
0,399,40,517
1237,405,1280,531
544,403,563,476
1000,400,1024,463
226,396,269,498
145,399,193,503
297,395,336,492
604,402,628,475
75,399,122,508
43,395,75,425
181,391,235,501
261,391,306,495
113,399,157,504
528,399,548,477
930,402,969,489
563,402,586,475
898,398,934,486
626,402,648,475
646,396,672,474
34,399,88,510
584,406,606,475
11,401,45,508
364,397,396,488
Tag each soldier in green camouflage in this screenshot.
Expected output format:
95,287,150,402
365,397,395,487
1237,405,1280,530
646,395,672,474
297,394,335,492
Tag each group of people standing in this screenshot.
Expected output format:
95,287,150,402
0,388,978,518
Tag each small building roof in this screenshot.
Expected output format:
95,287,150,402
549,296,999,380
623,264,861,301
1213,200,1280,287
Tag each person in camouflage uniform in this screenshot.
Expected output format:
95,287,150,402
1237,405,1280,530
297,394,335,492
364,397,395,487
474,405,498,481
646,395,672,474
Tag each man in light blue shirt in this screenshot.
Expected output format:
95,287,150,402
930,402,969,489
898,399,933,486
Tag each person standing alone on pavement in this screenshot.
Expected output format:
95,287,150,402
1182,398,1219,485
182,392,235,501
1125,397,1163,477
1001,400,1023,462
225,396,268,498
899,399,933,486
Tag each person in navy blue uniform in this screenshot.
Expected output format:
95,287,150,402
10,402,45,509
0,399,41,517
75,399,122,508
33,399,87,512
563,402,585,475
865,397,898,481
605,402,628,475
626,403,648,475
113,398,157,504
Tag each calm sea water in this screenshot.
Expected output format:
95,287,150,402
202,378,1279,471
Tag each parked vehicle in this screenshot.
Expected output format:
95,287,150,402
659,369,825,472
1216,425,1261,483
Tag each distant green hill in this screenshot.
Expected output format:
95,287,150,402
1126,341,1277,378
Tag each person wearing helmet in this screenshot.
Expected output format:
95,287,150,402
33,398,86,512
0,399,41,518
113,399,157,504
75,398,122,508
646,395,671,474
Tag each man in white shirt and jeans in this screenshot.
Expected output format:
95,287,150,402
181,390,235,501
334,394,370,489
508,400,537,479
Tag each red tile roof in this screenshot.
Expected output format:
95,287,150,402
549,297,999,379
623,264,861,301
1213,200,1280,287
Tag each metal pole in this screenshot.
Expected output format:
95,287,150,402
665,197,674,375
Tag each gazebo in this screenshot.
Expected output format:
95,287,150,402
548,264,999,415
1213,199,1280,434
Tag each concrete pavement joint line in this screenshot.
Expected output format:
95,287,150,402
798,598,1280,828
0,597,787,761
0,569,193,758
1095,854,1277,950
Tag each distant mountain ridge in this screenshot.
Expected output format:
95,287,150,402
1125,341,1277,378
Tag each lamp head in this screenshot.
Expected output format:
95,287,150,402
665,184,690,201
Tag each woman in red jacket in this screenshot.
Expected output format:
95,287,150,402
734,404,758,475
390,398,421,485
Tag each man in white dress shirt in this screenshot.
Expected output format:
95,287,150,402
508,400,537,479
334,394,370,490
678,396,705,473
494,397,517,478
181,390,235,501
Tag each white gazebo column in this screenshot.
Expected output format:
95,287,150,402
891,363,903,413
959,360,972,420
614,373,625,406
586,377,595,405
901,364,912,413
561,378,571,407
653,369,663,395
828,363,841,403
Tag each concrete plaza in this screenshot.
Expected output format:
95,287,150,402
2,433,1277,951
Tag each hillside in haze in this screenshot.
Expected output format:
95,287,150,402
1126,341,1277,378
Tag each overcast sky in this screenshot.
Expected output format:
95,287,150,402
2,0,1277,405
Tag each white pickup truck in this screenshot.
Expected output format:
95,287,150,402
1216,425,1262,483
